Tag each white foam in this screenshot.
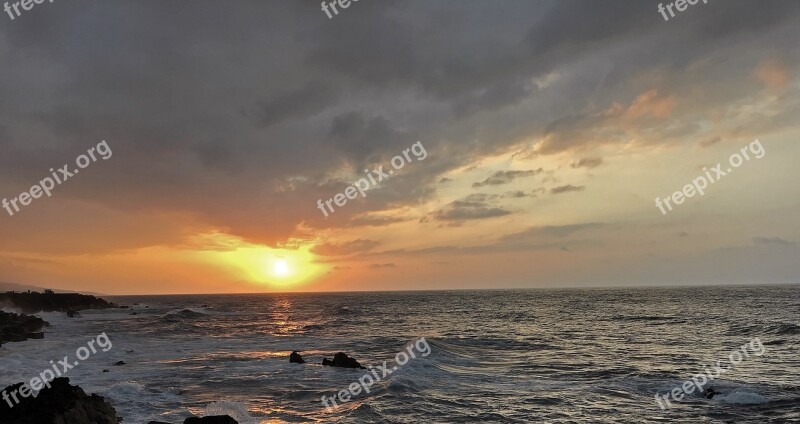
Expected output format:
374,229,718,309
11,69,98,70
107,382,145,397
716,391,768,405
204,401,259,424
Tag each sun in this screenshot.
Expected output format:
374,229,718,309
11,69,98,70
198,232,324,288
273,259,289,276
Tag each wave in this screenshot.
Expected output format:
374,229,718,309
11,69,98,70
611,314,687,324
727,321,800,337
770,323,800,336
160,309,207,320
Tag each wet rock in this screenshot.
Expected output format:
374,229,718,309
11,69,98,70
113,361,125,366
289,351,305,364
321,352,365,369
66,310,82,318
0,377,119,424
703,387,719,399
0,310,49,346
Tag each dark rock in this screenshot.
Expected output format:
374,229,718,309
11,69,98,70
0,310,49,346
113,361,125,366
0,291,116,314
321,352,365,369
146,416,239,424
184,416,239,424
289,351,305,364
703,387,719,399
66,310,82,318
0,377,119,424
130,312,139,315
102,369,109,373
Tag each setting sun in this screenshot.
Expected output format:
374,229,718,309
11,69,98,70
273,259,289,277
193,232,324,289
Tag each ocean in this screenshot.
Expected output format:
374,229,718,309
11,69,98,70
1,285,799,423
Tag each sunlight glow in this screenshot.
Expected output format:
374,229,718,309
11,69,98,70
193,232,324,289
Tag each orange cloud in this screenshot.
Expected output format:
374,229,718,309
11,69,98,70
755,59,791,91
621,89,676,120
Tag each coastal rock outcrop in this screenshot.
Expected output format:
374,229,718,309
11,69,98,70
0,377,119,424
0,290,117,314
289,351,305,364
0,310,49,346
148,416,239,424
321,352,366,369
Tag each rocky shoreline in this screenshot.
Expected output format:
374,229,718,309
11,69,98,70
1,290,368,423
0,290,242,423
0,378,239,424
0,290,118,347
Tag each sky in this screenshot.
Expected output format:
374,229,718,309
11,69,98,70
0,0,798,295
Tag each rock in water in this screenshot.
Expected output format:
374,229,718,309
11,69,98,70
0,377,119,424
289,351,305,364
321,352,366,369
184,416,239,424
703,387,719,399
147,416,239,424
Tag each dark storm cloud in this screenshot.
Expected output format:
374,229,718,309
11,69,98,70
1,0,798,252
328,112,415,165
255,81,339,128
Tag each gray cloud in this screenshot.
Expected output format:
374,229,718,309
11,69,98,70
473,169,543,188
753,237,795,246
435,206,511,221
502,223,606,243
550,185,585,194
570,157,603,169
310,239,381,256
255,81,339,128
